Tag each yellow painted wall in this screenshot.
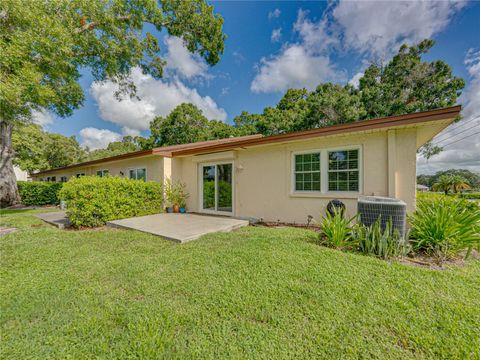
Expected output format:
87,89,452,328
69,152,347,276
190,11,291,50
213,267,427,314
31,155,164,183
179,128,417,223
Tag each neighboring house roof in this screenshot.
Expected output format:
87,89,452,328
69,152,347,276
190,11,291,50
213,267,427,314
416,184,429,190
32,105,461,176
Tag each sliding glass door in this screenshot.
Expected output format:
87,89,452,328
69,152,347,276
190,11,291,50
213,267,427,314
201,163,233,214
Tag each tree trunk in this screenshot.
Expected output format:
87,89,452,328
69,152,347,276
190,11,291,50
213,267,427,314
0,120,20,208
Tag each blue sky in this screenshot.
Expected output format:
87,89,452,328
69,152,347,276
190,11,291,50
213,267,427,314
37,1,480,174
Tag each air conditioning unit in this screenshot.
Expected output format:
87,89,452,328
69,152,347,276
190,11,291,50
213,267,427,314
357,196,407,238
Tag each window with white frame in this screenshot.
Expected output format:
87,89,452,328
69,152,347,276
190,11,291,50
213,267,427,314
129,168,146,181
328,149,359,192
293,147,361,193
294,153,321,191
60,176,68,182
96,169,109,177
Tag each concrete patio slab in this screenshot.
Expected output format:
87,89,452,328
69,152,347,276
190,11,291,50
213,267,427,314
107,213,249,243
35,211,70,229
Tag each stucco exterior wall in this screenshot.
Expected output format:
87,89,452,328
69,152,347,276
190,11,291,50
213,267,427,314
178,128,417,223
31,155,164,183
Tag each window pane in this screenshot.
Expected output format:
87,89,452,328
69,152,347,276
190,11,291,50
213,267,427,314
202,166,215,210
294,152,321,192
217,164,232,212
129,169,136,179
312,181,320,191
296,182,303,191
136,168,146,181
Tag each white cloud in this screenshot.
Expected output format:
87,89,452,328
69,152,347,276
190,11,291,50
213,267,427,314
31,109,54,127
268,8,281,20
348,72,364,89
271,28,282,43
417,48,480,174
252,1,467,93
91,67,227,133
332,0,467,57
164,36,210,80
251,45,343,93
79,127,122,150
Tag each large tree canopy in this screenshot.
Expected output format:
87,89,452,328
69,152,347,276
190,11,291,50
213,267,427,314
0,0,225,206
233,40,464,143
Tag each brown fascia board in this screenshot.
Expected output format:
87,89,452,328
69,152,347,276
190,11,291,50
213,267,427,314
32,149,156,176
32,106,460,175
168,106,461,157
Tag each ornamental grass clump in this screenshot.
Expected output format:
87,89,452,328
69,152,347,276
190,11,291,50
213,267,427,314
408,196,480,260
354,217,410,259
319,208,356,249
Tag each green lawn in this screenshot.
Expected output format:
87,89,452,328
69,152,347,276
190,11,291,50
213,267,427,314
1,210,479,359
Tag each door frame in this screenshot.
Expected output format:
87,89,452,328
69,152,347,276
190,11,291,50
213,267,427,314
198,160,235,216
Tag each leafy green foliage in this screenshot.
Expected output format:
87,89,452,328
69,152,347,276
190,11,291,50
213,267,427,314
17,181,63,205
354,218,410,259
2,211,480,358
409,196,480,260
150,103,240,146
87,135,151,160
164,179,189,207
59,176,163,227
232,40,464,148
319,208,356,248
418,169,480,189
432,174,471,195
12,123,86,172
0,0,225,123
202,180,231,210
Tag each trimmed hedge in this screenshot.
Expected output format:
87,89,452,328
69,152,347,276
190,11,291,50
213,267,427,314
17,181,63,205
59,176,163,227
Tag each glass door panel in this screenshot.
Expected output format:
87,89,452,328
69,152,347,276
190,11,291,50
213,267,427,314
217,163,233,212
202,165,215,211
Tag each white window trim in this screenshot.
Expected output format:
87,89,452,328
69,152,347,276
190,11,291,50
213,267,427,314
128,167,147,181
96,169,109,177
290,145,363,197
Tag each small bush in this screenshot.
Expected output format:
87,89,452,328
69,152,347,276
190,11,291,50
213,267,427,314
59,176,163,227
456,192,480,200
354,218,410,259
319,208,356,248
409,196,480,260
17,181,63,205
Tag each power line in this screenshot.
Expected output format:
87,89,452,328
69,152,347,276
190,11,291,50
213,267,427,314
433,114,480,143
434,122,480,145
438,130,480,148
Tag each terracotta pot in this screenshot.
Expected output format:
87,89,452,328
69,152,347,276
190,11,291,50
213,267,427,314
173,204,180,213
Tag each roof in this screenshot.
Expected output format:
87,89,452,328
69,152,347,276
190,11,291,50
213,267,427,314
33,105,460,176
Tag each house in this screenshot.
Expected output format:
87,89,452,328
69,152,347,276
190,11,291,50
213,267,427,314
416,184,430,192
31,106,461,223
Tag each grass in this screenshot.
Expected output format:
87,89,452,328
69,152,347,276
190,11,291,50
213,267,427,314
1,209,480,359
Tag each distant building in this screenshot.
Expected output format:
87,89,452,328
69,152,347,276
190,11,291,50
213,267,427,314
14,166,30,181
416,184,429,192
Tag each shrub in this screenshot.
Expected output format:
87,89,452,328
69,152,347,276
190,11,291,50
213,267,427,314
165,179,189,208
456,192,480,200
59,176,163,227
409,196,480,260
354,218,410,259
319,208,356,248
17,181,63,205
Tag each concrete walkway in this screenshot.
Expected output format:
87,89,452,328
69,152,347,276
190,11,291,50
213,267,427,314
107,213,249,243
35,211,70,229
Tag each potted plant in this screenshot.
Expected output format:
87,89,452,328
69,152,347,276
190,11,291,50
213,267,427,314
165,179,189,214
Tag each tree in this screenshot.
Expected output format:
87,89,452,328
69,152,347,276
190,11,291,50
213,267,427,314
0,0,225,207
12,123,86,172
418,169,480,189
432,175,453,195
150,103,211,146
88,135,151,160
449,175,470,193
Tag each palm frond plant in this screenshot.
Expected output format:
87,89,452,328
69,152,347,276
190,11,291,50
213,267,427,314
319,207,356,249
450,175,471,193
432,175,453,195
